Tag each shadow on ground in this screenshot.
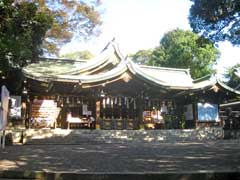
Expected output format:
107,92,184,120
0,129,240,179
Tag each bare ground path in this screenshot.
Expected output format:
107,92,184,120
0,140,240,174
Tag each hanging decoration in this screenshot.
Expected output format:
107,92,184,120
133,99,136,110
161,101,168,113
66,97,70,104
118,96,122,106
114,97,118,105
106,97,110,105
111,97,114,108
77,97,81,104
126,98,129,109
100,89,105,97
103,98,106,109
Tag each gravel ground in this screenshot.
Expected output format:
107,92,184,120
0,140,240,173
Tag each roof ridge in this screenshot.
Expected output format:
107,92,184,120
193,74,212,83
139,64,190,72
39,57,87,63
217,78,240,95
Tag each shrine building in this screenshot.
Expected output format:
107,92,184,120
21,40,240,130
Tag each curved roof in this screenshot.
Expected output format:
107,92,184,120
23,59,86,78
23,40,195,90
23,41,123,78
54,59,128,84
217,78,240,95
235,68,240,78
127,61,193,89
22,39,240,94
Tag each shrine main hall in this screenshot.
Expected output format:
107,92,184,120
21,40,240,130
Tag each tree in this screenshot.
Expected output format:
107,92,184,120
189,0,240,45
0,0,52,77
130,49,153,65
149,29,220,79
61,50,94,60
224,63,240,90
34,0,102,55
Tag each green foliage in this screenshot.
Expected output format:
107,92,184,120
149,29,220,79
189,0,240,45
0,0,102,83
0,0,52,77
224,63,240,90
61,50,94,60
130,49,153,65
34,0,102,55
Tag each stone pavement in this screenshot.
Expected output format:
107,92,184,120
0,139,240,179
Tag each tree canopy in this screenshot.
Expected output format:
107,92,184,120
130,49,153,65
132,29,220,79
151,29,220,79
224,63,240,90
35,0,102,55
189,0,240,45
0,0,102,79
0,0,52,76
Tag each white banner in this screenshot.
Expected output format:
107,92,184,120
0,85,9,131
10,96,21,118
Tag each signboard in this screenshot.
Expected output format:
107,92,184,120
10,96,21,118
197,103,219,122
184,104,193,120
0,85,9,131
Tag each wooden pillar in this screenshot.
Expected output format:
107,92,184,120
111,97,114,119
137,96,144,129
119,97,122,120
96,101,101,129
194,103,198,128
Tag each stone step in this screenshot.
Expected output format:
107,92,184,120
19,127,224,145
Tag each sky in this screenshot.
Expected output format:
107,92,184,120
60,0,240,74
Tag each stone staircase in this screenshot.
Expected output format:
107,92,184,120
16,127,224,145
